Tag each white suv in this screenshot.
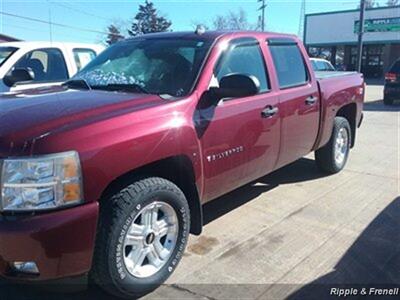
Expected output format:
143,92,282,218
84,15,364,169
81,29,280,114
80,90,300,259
0,41,104,93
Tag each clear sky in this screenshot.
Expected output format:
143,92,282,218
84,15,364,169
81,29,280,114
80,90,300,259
0,0,391,44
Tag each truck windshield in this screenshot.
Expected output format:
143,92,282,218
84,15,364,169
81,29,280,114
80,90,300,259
74,38,213,97
0,47,18,67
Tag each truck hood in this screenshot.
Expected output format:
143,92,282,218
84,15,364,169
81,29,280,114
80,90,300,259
0,85,166,155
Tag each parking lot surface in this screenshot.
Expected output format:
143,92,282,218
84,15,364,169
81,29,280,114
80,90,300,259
1,85,399,300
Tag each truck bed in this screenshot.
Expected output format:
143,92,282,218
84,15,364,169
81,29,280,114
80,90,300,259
314,71,364,151
315,71,359,80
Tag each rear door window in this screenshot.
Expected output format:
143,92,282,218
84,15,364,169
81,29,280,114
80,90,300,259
269,43,308,89
215,39,270,93
13,48,69,82
73,48,97,71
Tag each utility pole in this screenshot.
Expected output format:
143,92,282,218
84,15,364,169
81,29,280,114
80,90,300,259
258,0,266,31
46,0,53,42
298,0,306,39
356,0,366,73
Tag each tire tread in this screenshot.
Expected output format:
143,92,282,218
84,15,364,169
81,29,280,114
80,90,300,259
90,177,188,298
315,116,351,174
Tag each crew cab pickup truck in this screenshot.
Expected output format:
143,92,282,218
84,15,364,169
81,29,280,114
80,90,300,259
0,42,104,93
0,31,364,298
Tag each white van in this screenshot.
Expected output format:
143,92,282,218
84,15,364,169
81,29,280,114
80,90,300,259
0,42,104,93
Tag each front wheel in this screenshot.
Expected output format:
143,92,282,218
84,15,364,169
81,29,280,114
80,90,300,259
91,177,190,299
315,117,351,174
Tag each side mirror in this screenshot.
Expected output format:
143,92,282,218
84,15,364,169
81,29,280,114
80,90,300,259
3,68,34,87
209,73,260,101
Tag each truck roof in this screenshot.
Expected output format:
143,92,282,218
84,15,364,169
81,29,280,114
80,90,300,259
125,30,298,42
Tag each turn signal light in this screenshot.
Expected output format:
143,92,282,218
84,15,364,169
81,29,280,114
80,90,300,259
63,183,81,202
385,73,397,82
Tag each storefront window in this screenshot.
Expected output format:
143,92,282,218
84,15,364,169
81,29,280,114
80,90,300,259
349,44,384,78
335,46,345,70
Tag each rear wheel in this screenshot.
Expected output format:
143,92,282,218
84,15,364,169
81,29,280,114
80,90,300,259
315,117,351,174
91,177,190,299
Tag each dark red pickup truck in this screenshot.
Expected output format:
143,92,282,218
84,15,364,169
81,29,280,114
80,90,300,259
0,31,364,298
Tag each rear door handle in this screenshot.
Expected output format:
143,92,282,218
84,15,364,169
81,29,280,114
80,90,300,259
261,106,279,118
305,96,317,105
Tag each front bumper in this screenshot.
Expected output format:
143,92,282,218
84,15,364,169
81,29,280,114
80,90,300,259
0,202,98,280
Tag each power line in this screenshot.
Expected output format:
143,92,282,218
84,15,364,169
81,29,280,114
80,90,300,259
5,18,97,37
356,0,366,73
49,2,110,21
4,23,99,42
298,0,306,38
4,23,48,33
0,11,121,37
47,0,53,42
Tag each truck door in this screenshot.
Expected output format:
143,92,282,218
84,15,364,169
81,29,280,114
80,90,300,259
267,38,320,168
196,37,280,201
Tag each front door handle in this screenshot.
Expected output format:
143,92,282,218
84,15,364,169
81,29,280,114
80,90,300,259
305,96,317,105
261,106,279,118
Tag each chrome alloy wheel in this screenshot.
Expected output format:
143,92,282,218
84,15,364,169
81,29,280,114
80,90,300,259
123,202,178,278
334,127,349,166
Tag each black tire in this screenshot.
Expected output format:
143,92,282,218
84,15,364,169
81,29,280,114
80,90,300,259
90,177,190,299
383,96,394,106
315,117,351,174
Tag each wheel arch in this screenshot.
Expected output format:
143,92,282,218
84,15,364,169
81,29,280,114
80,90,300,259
99,155,203,235
336,102,357,148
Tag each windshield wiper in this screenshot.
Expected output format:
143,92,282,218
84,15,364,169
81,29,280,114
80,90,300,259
93,83,150,94
63,78,91,90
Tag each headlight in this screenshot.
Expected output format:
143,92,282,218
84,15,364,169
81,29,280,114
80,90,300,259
0,151,83,212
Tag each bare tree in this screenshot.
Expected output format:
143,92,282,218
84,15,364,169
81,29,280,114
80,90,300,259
213,15,229,30
212,9,258,30
386,0,399,6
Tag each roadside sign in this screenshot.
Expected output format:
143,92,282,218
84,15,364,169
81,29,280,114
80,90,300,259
354,17,400,33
